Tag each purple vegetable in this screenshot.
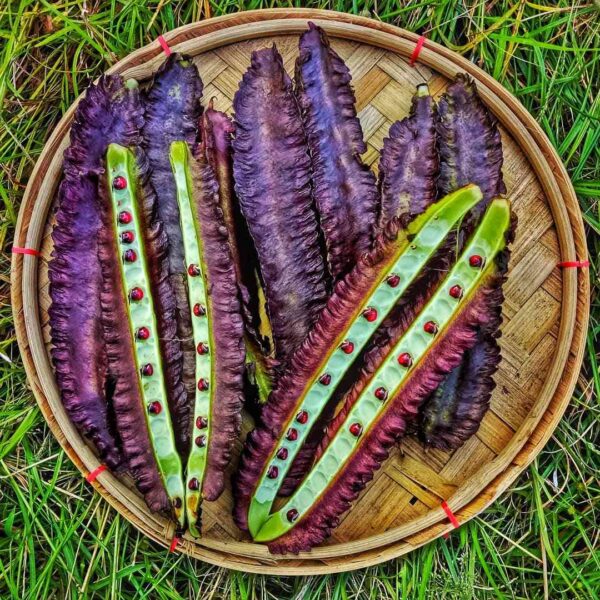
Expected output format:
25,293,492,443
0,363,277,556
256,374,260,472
437,73,506,207
268,238,512,554
421,74,507,450
295,22,378,280
49,76,150,471
142,53,204,433
184,148,246,502
49,76,181,512
378,84,438,226
232,45,330,365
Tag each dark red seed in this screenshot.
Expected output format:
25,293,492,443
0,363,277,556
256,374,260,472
197,342,209,355
123,249,137,263
286,428,298,441
374,387,388,401
386,274,400,287
340,340,354,354
118,211,132,224
193,303,206,317
172,497,182,509
147,401,161,414
319,373,332,386
196,416,208,429
362,307,378,322
267,466,279,479
349,422,363,437
136,327,150,340
398,352,413,368
287,509,299,523
197,378,209,392
112,176,127,190
188,478,200,491
449,285,463,299
129,287,144,302
188,264,201,277
276,447,288,460
120,231,134,244
141,364,153,377
424,321,438,335
195,435,207,448
296,410,308,424
469,254,484,268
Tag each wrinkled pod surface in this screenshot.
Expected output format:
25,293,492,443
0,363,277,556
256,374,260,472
253,198,513,553
233,185,486,535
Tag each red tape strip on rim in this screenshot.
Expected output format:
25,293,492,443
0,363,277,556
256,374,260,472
169,536,180,553
558,260,590,268
409,35,426,66
86,464,107,483
441,500,460,529
157,34,172,57
12,246,41,257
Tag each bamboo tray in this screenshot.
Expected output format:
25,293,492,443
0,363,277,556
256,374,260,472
11,9,589,575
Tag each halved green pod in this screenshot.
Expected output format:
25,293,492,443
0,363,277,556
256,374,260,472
254,198,512,544
106,143,185,527
170,141,245,536
239,185,484,536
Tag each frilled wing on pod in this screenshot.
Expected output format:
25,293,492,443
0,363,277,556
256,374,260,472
232,186,485,534
232,45,330,365
295,22,379,280
169,141,245,535
200,105,272,409
252,200,514,554
142,53,204,409
418,330,501,450
423,74,507,451
49,76,149,471
101,143,185,524
437,74,505,205
378,84,438,226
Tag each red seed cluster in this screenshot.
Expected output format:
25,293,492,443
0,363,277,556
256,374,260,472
296,410,309,424
386,274,400,287
397,352,413,368
424,321,438,335
112,176,127,190
362,307,378,322
129,287,144,302
349,422,363,437
340,340,354,354
449,285,463,299
193,303,206,317
118,211,132,224
319,373,331,386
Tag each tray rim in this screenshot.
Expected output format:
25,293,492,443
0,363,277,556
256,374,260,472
10,8,590,575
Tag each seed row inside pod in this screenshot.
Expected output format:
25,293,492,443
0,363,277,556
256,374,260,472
107,143,185,527
247,185,484,536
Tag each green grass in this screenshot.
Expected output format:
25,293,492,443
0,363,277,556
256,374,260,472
1,1,598,598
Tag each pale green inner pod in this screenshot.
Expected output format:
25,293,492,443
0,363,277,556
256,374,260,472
170,140,212,538
106,143,185,527
247,184,485,537
254,198,511,542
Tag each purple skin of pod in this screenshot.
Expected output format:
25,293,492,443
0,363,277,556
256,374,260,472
50,75,176,513
233,220,406,533
232,45,330,365
378,84,439,227
421,73,507,451
184,150,246,501
295,22,379,281
267,238,513,554
142,53,204,444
